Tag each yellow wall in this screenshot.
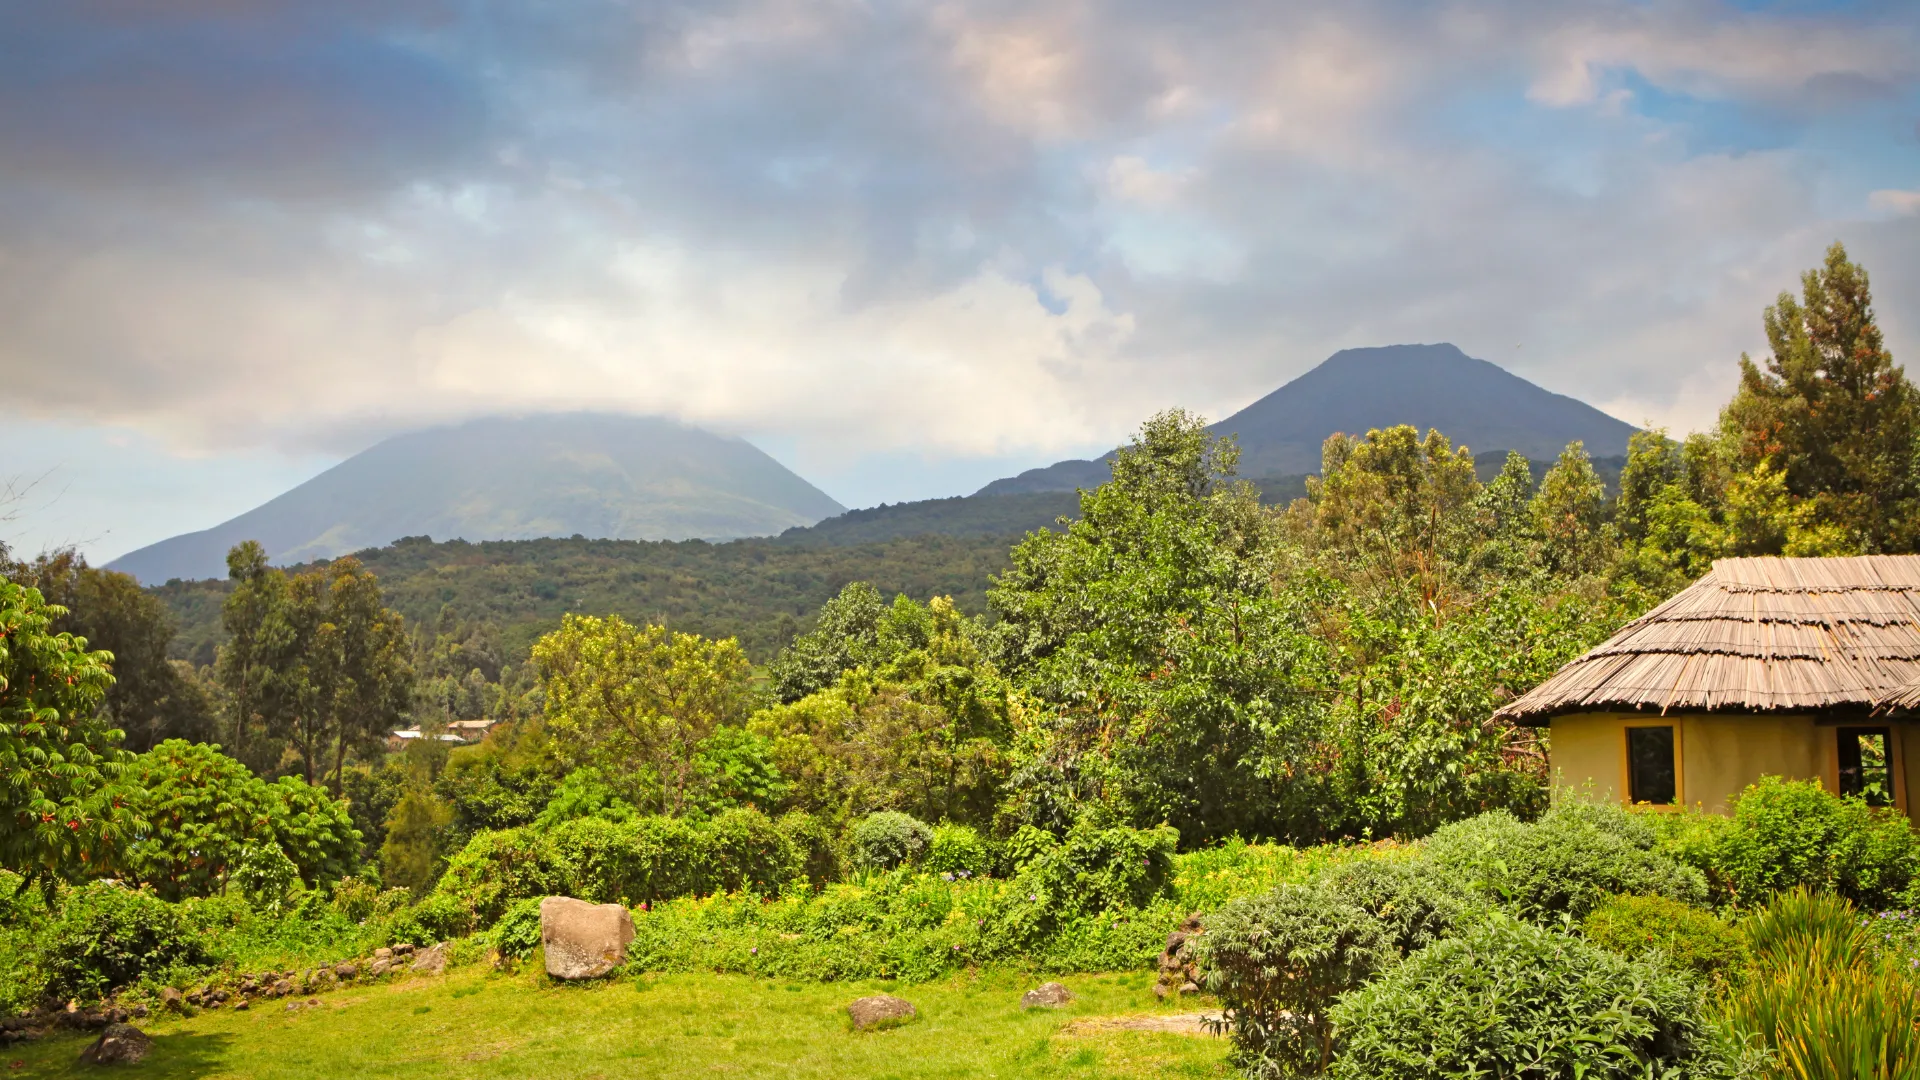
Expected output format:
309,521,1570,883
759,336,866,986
1549,712,1918,815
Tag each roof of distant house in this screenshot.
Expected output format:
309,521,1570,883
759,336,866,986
1494,555,1920,723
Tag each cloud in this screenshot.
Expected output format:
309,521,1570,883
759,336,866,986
0,0,1916,476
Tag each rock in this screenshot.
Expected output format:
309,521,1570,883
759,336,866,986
233,999,250,1011
373,947,393,961
847,995,916,1031
409,942,451,975
1021,982,1074,1009
77,1023,152,1066
392,943,416,957
539,897,634,981
1153,983,1170,1000
333,963,358,980
270,979,294,998
131,1004,148,1020
1179,981,1200,995
105,1007,129,1024
369,958,392,977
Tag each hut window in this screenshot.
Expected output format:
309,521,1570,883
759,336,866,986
1837,727,1894,807
1626,726,1677,805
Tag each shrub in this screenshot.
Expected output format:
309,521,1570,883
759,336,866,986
1330,917,1756,1080
1711,777,1920,909
33,882,210,1004
1423,805,1706,921
432,809,806,927
776,811,838,887
489,897,545,961
1018,824,1178,918
1197,885,1393,1078
231,842,300,914
1727,888,1920,1079
1320,856,1473,956
924,824,989,877
532,767,635,830
120,740,361,899
849,812,933,872
385,891,473,946
1583,893,1747,981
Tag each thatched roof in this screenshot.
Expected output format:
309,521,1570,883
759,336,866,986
1494,555,1920,724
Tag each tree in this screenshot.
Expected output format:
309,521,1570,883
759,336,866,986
1720,241,1919,551
765,582,887,702
216,542,281,771
14,550,214,751
1532,441,1608,576
531,615,754,815
0,577,126,888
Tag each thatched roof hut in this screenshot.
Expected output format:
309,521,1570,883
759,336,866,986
1495,555,1920,724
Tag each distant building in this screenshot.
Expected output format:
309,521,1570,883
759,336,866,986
1495,556,1920,815
446,719,498,742
385,727,466,751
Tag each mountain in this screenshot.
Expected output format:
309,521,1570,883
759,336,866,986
108,414,846,584
976,343,1637,494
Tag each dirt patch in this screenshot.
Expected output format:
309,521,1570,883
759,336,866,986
1064,1013,1220,1037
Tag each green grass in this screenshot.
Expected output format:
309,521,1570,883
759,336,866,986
9,969,1229,1079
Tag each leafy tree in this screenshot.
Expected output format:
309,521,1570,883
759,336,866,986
118,739,359,899
1721,241,1919,552
216,541,281,771
0,578,125,888
765,581,887,703
531,615,754,814
381,786,454,895
15,551,214,750
1531,441,1609,576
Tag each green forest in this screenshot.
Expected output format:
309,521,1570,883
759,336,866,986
8,243,1920,1077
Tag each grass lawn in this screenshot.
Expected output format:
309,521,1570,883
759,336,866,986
8,969,1230,1079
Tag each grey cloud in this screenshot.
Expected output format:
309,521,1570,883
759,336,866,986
0,0,1915,462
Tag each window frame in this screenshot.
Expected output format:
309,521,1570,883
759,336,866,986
1836,725,1896,808
1621,720,1683,808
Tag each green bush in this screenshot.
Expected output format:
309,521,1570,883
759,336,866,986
849,811,933,872
1017,824,1178,917
385,891,473,946
776,811,838,886
1423,805,1706,921
1709,777,1920,909
1319,856,1473,956
1330,917,1756,1080
489,897,545,961
924,824,989,877
231,842,300,913
1727,888,1920,1079
1583,893,1747,981
33,882,211,1004
120,740,361,900
1197,885,1393,1078
432,808,807,927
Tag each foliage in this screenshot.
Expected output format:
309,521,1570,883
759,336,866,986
1583,893,1748,982
849,811,933,872
430,808,816,927
532,614,753,815
230,841,301,913
692,725,789,813
382,786,456,894
924,824,989,877
1721,241,1919,553
30,881,211,1005
1727,888,1920,1080
489,896,545,960
1330,916,1757,1080
1318,855,1473,956
215,545,413,786
1016,823,1179,919
12,549,215,751
0,577,126,888
1197,884,1394,1077
766,581,887,703
119,739,361,900
1699,777,1920,909
1422,804,1707,921
532,767,636,830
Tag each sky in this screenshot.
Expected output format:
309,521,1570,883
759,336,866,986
3,0,1919,563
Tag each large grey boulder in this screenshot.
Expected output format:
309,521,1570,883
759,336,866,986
409,942,450,975
847,995,916,1031
78,1023,152,1065
540,896,634,980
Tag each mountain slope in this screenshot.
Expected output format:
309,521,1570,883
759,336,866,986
109,414,846,584
977,343,1636,494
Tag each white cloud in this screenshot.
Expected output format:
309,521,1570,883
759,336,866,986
1871,189,1920,216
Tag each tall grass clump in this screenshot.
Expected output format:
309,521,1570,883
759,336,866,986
1726,888,1920,1080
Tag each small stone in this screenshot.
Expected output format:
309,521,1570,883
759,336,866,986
410,942,451,976
333,963,358,980
373,947,393,961
131,1004,148,1019
271,979,294,998
233,999,250,1011
1179,981,1200,995
369,958,392,977
210,989,229,1004
105,1007,129,1024
392,943,416,957
1021,982,1074,1009
1153,983,1171,1000
77,1023,152,1066
847,994,916,1031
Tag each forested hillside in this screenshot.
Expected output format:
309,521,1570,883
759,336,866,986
155,531,1024,666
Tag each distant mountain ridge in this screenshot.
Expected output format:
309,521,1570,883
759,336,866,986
109,414,845,584
977,343,1636,495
